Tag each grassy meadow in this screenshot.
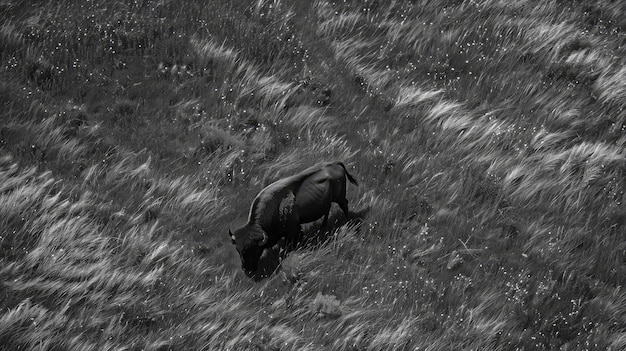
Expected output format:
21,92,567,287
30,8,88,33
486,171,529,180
1,0,625,349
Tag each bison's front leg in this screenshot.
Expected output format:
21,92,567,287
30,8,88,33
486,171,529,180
278,190,304,252
279,190,300,239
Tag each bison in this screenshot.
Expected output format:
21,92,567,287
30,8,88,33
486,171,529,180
229,161,358,275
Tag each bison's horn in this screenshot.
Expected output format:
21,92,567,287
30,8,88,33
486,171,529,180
228,229,235,243
258,232,269,246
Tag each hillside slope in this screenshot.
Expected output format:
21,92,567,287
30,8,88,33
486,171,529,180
1,0,625,349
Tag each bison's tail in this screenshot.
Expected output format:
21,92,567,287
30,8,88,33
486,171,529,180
338,162,358,186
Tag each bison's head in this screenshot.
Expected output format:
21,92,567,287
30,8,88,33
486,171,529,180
229,225,268,274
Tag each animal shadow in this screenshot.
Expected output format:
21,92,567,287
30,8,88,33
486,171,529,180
293,206,369,249
247,206,370,281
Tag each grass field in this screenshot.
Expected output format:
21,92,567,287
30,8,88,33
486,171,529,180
1,0,625,349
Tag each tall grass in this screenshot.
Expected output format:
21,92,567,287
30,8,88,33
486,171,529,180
315,0,626,348
1,0,625,349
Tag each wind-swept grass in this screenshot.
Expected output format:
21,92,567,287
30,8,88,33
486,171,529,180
314,0,626,348
1,0,625,349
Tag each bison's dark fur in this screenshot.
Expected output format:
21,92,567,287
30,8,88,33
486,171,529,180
229,161,358,276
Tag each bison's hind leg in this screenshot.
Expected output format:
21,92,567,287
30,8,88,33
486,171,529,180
322,199,350,227
338,199,350,220
320,199,332,227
